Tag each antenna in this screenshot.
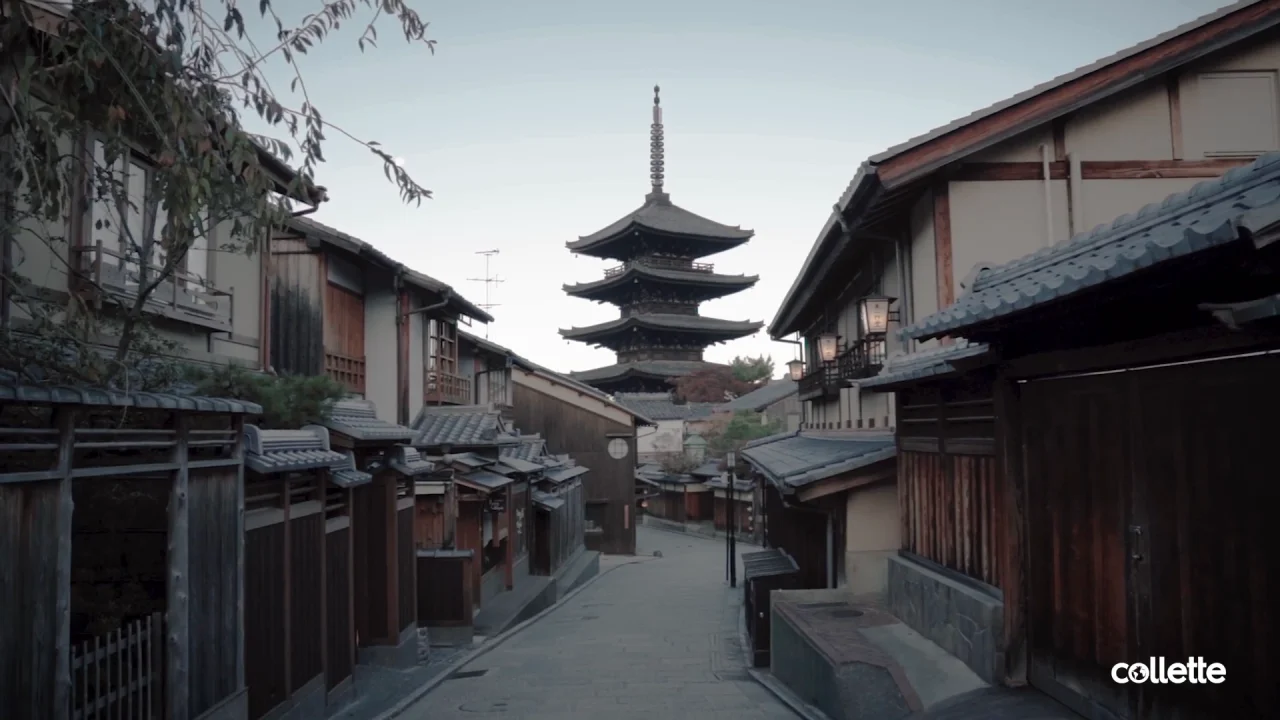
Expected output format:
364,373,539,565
468,249,504,338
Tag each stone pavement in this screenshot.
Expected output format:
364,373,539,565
396,527,799,720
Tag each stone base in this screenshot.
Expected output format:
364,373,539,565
425,624,475,647
886,555,1005,684
260,674,325,720
357,624,420,669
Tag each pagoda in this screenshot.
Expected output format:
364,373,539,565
561,86,762,394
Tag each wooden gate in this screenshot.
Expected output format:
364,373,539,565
1022,353,1278,720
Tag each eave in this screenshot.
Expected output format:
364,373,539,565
769,0,1280,338
559,314,762,345
563,266,758,302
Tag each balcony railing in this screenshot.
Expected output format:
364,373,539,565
424,369,472,406
838,338,887,381
325,351,367,394
75,241,233,332
798,364,842,402
603,256,715,278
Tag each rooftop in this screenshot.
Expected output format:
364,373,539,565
718,379,798,413
560,314,762,343
569,359,717,387
742,431,897,491
409,404,516,449
321,399,415,443
613,392,716,421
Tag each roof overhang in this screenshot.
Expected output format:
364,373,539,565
770,0,1280,338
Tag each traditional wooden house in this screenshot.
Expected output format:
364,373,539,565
868,153,1280,719
761,0,1280,707
741,431,897,593
0,377,259,720
241,424,371,720
528,457,589,577
707,472,754,538
267,216,491,425
613,392,716,465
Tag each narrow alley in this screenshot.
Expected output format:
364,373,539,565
398,528,799,720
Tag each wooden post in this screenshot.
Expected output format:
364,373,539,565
167,414,191,719
384,474,399,642
993,375,1027,686
232,416,246,694
52,409,76,720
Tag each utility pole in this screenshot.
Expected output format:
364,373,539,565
467,249,503,338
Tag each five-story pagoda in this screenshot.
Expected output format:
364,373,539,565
562,86,762,394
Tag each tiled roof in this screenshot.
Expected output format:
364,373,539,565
560,314,762,341
493,457,545,475
902,153,1280,341
441,452,494,470
564,265,758,297
322,399,415,442
613,392,717,421
0,371,262,414
542,465,589,485
244,424,347,475
456,469,513,492
706,476,754,493
569,360,717,385
719,379,798,412
689,460,724,479
859,340,993,391
569,193,754,250
742,431,897,490
330,452,373,488
387,445,435,476
410,404,515,449
742,548,799,580
501,435,547,463
532,490,566,511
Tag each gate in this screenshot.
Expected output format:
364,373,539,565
1022,353,1278,720
71,613,163,719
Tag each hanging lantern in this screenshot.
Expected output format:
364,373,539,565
818,332,839,363
786,359,805,381
858,297,896,336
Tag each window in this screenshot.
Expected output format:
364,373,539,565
1196,71,1280,157
426,318,458,376
88,140,210,288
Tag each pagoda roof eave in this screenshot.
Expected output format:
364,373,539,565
569,360,720,385
558,314,763,343
568,193,754,258
562,266,759,298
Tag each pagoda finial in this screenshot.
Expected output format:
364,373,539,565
649,84,665,196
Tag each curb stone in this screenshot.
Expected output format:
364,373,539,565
368,556,653,720
746,668,834,720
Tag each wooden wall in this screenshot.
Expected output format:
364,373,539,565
186,468,242,716
269,236,325,377
512,383,636,555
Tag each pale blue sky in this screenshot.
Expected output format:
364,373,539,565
252,0,1231,376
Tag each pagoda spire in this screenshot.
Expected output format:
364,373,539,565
649,84,666,199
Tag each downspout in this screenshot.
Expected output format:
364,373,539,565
393,270,408,425
1040,144,1055,247
826,512,835,589
1068,153,1084,237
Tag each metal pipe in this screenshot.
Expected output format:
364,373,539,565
826,512,835,589
1069,152,1084,236
1041,144,1055,247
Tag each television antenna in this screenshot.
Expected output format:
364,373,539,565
468,249,504,338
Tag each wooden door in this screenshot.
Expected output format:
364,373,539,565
1023,353,1280,720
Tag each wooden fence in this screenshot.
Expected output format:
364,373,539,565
71,613,163,720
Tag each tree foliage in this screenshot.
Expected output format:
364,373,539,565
0,0,432,389
705,410,781,459
189,364,346,429
671,365,758,403
730,354,774,384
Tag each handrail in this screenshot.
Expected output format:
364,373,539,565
72,243,232,298
603,256,715,278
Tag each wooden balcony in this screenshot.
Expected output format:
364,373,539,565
425,370,472,406
798,364,841,402
325,351,366,394
838,338,887,382
604,256,715,278
74,241,233,332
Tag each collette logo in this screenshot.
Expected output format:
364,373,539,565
1111,658,1225,685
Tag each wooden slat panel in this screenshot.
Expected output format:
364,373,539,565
289,513,324,692
245,524,286,719
899,450,1000,587
397,507,415,633
325,529,352,691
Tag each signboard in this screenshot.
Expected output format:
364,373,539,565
486,495,506,513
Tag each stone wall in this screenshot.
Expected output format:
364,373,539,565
886,555,1004,684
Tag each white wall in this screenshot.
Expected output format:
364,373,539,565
843,481,900,596
363,268,398,422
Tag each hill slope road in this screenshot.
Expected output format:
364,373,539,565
400,527,798,720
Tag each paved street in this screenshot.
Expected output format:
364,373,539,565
399,527,799,720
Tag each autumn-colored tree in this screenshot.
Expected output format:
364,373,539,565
671,365,757,403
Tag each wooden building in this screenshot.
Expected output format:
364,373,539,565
241,425,372,720
869,153,1280,719
0,377,258,720
708,474,755,538
529,460,588,577
742,431,897,594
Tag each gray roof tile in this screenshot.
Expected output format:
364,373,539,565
859,340,993,391
542,465,589,485
719,379,798,412
410,404,515,448
501,435,547,463
0,371,262,414
742,431,897,490
560,314,762,341
742,548,799,580
564,265,758,297
330,452,373,488
244,424,348,475
493,457,545,475
569,360,717,385
569,193,753,252
902,153,1280,341
322,399,415,442
613,392,718,421
457,469,514,492
387,445,436,476
532,490,566,510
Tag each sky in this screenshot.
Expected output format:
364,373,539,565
245,0,1233,377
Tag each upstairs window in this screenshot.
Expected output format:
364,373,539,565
426,318,458,376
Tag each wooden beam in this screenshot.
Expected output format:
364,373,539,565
384,474,399,641
1006,325,1279,380
993,378,1028,686
796,465,896,503
1168,75,1184,160
167,415,191,720
1051,120,1067,162
877,0,1280,186
933,182,954,308
950,158,1250,182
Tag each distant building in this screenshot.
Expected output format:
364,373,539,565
717,378,801,433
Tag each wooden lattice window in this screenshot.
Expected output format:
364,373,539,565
427,318,458,376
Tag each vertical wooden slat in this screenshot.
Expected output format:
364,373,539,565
167,415,191,720
54,409,76,720
127,621,134,719
114,628,121,720
92,635,100,720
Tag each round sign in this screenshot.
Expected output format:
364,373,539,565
607,437,629,460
